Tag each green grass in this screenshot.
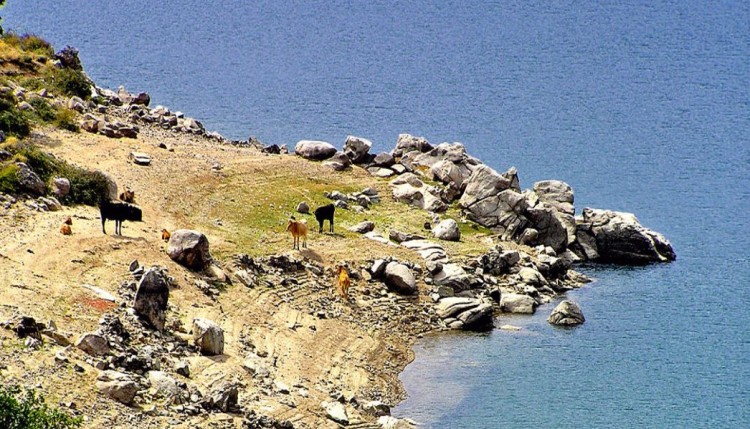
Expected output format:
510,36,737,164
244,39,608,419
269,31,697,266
0,162,19,193
0,384,81,429
1,32,54,57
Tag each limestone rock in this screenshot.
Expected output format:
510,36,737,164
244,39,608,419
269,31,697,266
167,229,211,270
133,268,170,332
389,229,424,244
294,140,337,160
192,318,224,355
343,135,372,163
362,400,391,417
547,300,585,326
205,382,239,412
75,332,110,356
432,219,460,241
499,293,537,314
518,266,547,286
97,371,138,405
372,152,395,167
383,262,417,295
431,263,471,290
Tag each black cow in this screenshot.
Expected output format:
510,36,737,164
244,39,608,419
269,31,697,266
314,203,335,233
100,199,143,235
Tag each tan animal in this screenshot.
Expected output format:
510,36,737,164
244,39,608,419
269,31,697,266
60,217,72,235
119,189,135,203
286,218,307,250
336,265,351,301
161,229,171,242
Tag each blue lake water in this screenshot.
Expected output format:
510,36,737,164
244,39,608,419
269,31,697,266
6,1,750,427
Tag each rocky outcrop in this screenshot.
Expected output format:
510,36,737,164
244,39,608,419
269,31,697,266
322,401,349,425
343,135,372,163
548,300,585,326
573,208,676,264
294,140,337,160
392,133,433,158
167,229,212,270
51,177,70,198
391,174,447,213
133,267,170,331
348,221,375,234
192,318,224,356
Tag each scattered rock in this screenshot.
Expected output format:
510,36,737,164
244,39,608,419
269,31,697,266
343,135,372,163
383,262,417,295
294,140,337,161
548,300,585,326
322,401,349,425
133,267,170,331
128,152,152,166
296,202,310,214
15,163,46,195
322,151,353,171
205,382,239,412
499,293,537,314
97,370,138,405
75,332,110,356
432,219,460,241
348,221,375,234
167,229,212,270
192,318,224,355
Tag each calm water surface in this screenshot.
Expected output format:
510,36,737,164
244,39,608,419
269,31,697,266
6,1,749,427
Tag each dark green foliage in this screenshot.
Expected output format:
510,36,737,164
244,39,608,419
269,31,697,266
0,108,30,137
47,68,91,100
28,98,55,122
0,91,30,137
2,143,108,205
0,384,82,429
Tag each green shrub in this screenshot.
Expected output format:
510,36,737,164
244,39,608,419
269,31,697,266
47,68,91,100
19,34,54,57
1,142,107,204
0,162,19,193
28,98,55,123
53,108,79,132
0,384,82,429
0,108,31,137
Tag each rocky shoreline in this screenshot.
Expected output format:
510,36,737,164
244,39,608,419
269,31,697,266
0,45,675,429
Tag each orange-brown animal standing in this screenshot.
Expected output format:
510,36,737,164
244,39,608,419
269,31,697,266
60,217,72,235
161,229,171,242
119,189,135,203
336,265,351,301
286,218,307,250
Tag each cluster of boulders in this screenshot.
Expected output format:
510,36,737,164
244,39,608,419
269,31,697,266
293,133,675,265
323,187,380,211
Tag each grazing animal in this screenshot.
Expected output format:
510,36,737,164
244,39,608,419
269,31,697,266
314,203,336,233
336,265,351,301
161,229,171,242
286,218,308,250
99,199,142,235
119,189,135,203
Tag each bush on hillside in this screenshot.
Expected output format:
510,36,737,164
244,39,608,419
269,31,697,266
28,97,55,122
47,67,91,100
1,143,109,205
0,384,82,429
53,108,79,132
0,91,31,137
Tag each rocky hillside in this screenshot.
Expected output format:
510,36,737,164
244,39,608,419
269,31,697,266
0,34,674,429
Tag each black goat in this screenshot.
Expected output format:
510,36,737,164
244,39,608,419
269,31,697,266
314,203,335,233
100,199,142,235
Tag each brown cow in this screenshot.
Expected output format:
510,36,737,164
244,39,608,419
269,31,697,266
161,229,171,242
336,265,350,301
119,189,135,203
60,217,72,235
286,218,307,250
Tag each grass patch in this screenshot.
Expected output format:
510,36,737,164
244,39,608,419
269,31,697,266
44,68,91,100
0,91,31,138
28,98,55,122
0,384,82,429
0,162,19,193
1,32,54,57
52,108,78,132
